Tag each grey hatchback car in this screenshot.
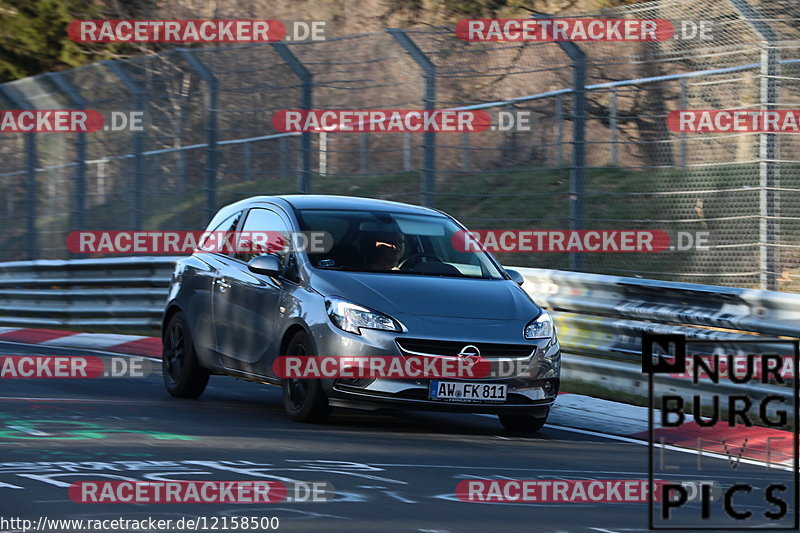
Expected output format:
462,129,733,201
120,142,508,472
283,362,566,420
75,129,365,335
161,195,560,432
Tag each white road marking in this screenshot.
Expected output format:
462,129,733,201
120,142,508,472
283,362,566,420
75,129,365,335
544,422,794,472
5,425,48,436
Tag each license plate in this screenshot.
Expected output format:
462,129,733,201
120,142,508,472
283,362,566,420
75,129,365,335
429,381,507,403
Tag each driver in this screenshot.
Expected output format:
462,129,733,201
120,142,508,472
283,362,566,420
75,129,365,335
364,231,405,271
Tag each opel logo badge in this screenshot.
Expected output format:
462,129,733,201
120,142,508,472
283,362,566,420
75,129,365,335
457,345,481,367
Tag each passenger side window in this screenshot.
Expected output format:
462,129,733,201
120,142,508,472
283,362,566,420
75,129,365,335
236,208,291,265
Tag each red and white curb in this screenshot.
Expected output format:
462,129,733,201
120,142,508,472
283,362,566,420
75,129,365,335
0,327,794,467
0,327,161,357
551,393,795,468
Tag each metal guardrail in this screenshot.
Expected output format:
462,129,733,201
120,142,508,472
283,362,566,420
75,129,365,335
0,258,796,409
0,257,178,331
3,257,800,340
516,267,800,360
514,266,799,410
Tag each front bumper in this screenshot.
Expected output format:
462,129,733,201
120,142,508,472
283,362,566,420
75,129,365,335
309,319,561,415
328,383,556,416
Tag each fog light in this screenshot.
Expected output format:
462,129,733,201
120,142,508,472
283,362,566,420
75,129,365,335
336,377,374,388
543,379,558,396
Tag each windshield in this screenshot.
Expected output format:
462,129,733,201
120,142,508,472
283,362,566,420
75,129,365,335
296,209,505,279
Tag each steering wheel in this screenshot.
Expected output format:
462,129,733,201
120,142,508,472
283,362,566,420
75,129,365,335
399,253,443,271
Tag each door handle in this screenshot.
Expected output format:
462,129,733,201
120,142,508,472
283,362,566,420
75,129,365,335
216,278,231,292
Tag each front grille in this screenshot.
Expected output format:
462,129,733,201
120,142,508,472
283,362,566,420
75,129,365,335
396,338,535,358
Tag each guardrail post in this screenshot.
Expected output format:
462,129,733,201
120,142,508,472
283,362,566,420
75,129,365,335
536,15,587,271
179,49,219,224
388,28,436,207
271,43,312,194
0,84,38,259
45,72,87,236
105,60,146,230
729,0,780,291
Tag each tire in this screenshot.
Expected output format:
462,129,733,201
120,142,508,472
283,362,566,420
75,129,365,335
162,311,210,398
498,414,547,434
282,331,332,423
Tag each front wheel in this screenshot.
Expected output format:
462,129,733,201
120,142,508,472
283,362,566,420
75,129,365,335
498,414,547,434
282,331,332,423
162,311,210,398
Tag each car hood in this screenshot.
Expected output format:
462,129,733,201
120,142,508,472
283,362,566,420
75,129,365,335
308,269,539,320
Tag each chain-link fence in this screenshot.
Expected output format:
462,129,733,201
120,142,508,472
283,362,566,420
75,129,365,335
0,0,798,290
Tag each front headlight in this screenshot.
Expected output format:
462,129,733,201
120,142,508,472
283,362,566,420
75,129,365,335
326,296,402,335
524,311,554,340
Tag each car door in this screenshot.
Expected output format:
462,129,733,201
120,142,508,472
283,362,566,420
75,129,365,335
212,206,290,374
189,210,243,365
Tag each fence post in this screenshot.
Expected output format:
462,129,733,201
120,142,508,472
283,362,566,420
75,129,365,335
319,132,328,177
678,78,688,168
609,89,618,166
0,84,37,259
179,49,219,224
388,28,436,207
555,94,564,167
461,130,470,172
279,136,288,180
403,132,412,172
537,15,587,271
360,132,369,176
503,102,516,164
105,60,146,230
45,72,87,236
271,43,312,194
729,0,780,290
244,142,253,182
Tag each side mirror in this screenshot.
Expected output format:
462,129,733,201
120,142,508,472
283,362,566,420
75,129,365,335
506,268,525,286
248,254,281,276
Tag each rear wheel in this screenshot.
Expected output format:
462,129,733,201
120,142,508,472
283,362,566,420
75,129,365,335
498,414,547,434
162,311,210,398
282,331,332,423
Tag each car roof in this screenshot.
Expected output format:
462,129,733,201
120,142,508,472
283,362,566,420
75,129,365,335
223,195,445,217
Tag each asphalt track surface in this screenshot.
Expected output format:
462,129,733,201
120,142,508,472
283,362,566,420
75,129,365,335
0,341,795,533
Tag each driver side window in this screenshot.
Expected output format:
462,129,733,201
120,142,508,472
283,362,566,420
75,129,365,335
236,208,291,265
